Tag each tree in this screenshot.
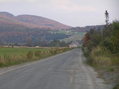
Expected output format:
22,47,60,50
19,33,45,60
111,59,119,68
105,10,109,26
83,33,90,47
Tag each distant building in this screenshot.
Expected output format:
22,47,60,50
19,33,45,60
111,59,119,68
35,46,40,48
69,41,80,48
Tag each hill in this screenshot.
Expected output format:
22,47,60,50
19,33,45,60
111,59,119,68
0,12,72,46
0,12,71,30
0,12,105,46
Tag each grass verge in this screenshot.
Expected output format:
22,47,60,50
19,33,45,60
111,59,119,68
0,47,71,67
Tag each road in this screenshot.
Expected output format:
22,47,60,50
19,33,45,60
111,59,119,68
0,48,111,89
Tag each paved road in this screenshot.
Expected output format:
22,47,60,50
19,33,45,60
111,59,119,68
0,49,111,89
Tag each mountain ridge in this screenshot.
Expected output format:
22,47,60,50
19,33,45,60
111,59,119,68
0,12,71,30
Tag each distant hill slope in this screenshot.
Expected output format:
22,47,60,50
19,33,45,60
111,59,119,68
0,12,105,46
60,25,104,43
0,12,71,46
61,33,85,43
0,12,71,30
16,15,71,29
67,25,104,32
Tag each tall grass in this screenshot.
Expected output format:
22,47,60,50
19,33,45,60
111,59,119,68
90,46,112,66
85,46,119,66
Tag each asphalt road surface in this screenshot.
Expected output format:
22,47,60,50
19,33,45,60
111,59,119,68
0,48,111,89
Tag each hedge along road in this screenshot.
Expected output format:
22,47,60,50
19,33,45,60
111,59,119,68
0,48,112,89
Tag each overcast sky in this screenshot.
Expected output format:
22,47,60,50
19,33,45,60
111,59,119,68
0,0,118,27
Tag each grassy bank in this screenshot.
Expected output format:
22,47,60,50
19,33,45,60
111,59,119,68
0,47,71,67
82,21,119,89
83,46,119,66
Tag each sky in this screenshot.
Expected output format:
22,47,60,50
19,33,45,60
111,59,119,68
0,0,118,27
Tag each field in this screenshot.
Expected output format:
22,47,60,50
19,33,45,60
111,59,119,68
0,47,71,67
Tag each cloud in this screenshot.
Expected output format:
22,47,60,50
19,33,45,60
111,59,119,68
0,0,96,12
0,0,38,3
0,0,17,3
50,0,96,12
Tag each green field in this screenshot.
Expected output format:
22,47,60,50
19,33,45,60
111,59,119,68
0,48,53,56
0,47,70,67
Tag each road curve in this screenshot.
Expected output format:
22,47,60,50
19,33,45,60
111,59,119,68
0,48,111,89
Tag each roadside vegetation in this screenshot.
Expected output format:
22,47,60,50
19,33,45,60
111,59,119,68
82,21,119,89
0,47,71,67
